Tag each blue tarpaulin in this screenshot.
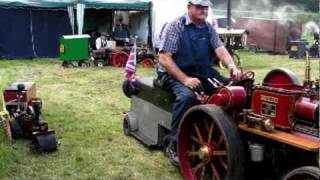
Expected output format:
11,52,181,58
0,0,75,9
0,8,72,59
0,0,151,59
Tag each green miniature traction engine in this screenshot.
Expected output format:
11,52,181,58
59,35,91,68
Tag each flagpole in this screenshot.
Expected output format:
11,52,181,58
124,35,138,81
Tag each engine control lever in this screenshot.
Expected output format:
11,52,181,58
193,84,209,104
212,78,223,86
208,78,219,88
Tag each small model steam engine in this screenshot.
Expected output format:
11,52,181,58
1,82,58,153
90,46,155,68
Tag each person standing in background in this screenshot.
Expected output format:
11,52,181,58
114,17,130,46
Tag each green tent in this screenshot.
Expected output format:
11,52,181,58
0,0,150,10
79,0,150,10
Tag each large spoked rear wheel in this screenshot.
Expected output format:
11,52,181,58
111,52,128,68
178,105,244,180
140,58,155,68
284,166,320,180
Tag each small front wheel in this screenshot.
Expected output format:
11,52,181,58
284,166,320,180
78,61,90,68
62,61,74,68
95,60,105,68
31,131,58,153
161,134,171,153
123,114,131,136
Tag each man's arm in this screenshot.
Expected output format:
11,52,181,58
215,46,234,67
208,25,241,79
159,52,188,83
215,46,241,79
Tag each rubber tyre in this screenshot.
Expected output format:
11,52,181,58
123,114,131,136
161,134,171,153
95,60,105,68
62,62,74,68
284,166,320,180
78,61,89,68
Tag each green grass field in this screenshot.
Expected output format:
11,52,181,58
0,51,319,180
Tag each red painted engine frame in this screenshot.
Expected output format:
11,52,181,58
251,87,298,130
3,82,37,104
207,68,319,132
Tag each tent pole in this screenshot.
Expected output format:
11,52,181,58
76,3,85,35
147,2,153,50
227,0,231,30
67,5,75,34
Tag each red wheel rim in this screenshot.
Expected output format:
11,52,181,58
111,52,128,68
140,58,155,68
178,112,229,180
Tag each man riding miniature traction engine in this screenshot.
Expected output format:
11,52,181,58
157,0,241,166
122,1,320,179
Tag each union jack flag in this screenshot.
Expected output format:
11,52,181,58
124,45,137,81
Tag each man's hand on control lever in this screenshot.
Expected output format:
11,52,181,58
183,77,209,104
182,77,201,90
228,64,242,80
